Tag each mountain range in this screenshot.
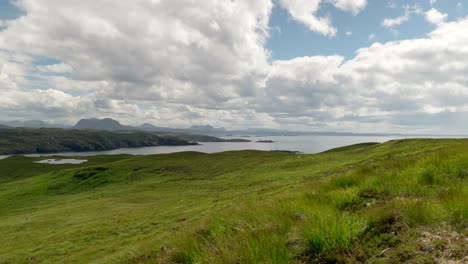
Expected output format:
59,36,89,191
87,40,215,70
0,120,70,129
0,118,446,137
69,118,427,137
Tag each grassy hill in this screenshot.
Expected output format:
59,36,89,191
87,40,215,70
0,139,466,263
0,128,197,155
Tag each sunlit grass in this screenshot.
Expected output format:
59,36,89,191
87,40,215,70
0,139,467,263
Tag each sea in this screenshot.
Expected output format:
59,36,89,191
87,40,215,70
0,134,460,159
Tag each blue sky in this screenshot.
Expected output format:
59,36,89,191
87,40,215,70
0,0,22,20
266,0,466,59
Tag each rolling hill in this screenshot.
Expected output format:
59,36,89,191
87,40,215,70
0,139,466,263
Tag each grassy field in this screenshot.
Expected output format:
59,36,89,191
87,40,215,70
0,139,466,263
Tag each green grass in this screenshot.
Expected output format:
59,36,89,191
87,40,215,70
0,139,466,263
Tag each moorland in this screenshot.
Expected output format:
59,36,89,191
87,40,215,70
0,139,466,263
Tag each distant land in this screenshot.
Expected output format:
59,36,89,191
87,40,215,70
0,117,462,137
1,120,70,129
0,128,200,155
0,125,250,155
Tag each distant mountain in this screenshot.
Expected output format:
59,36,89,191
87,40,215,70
70,117,434,137
190,125,226,131
74,118,133,131
0,120,69,129
0,124,10,128
139,123,161,130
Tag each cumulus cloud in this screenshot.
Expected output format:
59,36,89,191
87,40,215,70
264,18,468,132
0,0,273,105
278,0,367,37
425,8,448,25
1,0,468,133
330,0,367,15
279,0,336,37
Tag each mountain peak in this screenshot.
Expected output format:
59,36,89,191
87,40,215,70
139,123,159,129
74,118,127,131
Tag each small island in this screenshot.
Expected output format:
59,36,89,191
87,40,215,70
256,140,274,143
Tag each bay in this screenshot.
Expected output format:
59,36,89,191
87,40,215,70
21,135,451,157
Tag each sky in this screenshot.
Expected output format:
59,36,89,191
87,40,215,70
0,0,468,133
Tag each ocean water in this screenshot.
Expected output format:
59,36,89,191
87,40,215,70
20,135,433,157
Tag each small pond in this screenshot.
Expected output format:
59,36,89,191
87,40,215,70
34,159,88,165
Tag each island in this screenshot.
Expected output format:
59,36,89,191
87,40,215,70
256,140,275,143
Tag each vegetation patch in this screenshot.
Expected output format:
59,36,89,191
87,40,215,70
0,139,466,263
73,166,110,180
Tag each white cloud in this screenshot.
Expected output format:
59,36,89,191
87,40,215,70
330,0,367,15
368,33,376,40
381,4,422,29
429,0,437,6
425,8,448,25
0,0,272,105
345,31,352,36
278,0,367,37
257,18,468,132
382,14,410,28
1,1,468,132
279,0,336,37
0,0,275,127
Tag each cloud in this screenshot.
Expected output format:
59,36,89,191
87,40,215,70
278,0,367,37
330,0,367,15
244,17,468,132
0,0,273,106
425,8,448,25
381,4,422,29
1,1,468,133
382,14,410,28
279,0,336,37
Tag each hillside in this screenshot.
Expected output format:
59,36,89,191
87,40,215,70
0,128,196,155
0,139,466,263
